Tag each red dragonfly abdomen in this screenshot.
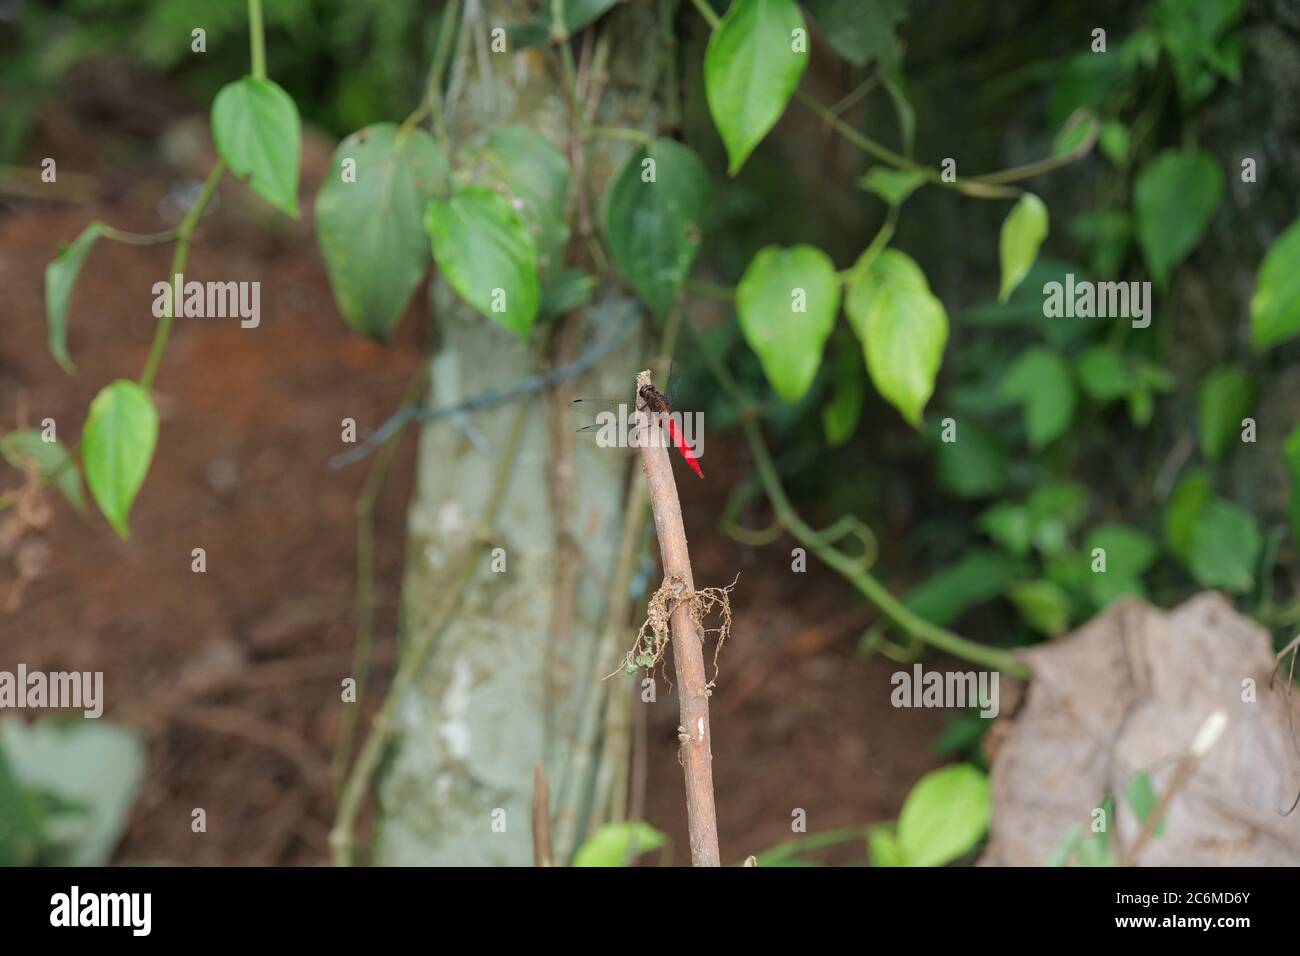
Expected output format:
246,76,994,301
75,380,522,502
662,414,705,480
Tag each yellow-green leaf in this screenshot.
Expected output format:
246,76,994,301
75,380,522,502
82,380,159,539
425,185,540,338
845,248,948,427
998,194,1049,302
704,0,808,175
897,764,990,867
736,245,840,404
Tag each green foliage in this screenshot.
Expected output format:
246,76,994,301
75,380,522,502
1250,218,1300,350
1097,121,1130,166
44,222,104,374
979,502,1032,556
866,824,905,866
845,249,948,427
1125,771,1164,837
981,482,1089,565
1084,524,1157,605
571,821,666,866
821,335,865,446
736,245,840,404
894,764,990,867
516,0,622,42
904,550,1025,627
704,0,808,175
539,269,596,320
1074,345,1130,402
81,380,159,539
0,431,86,515
1197,367,1253,462
998,347,1076,449
314,124,448,340
211,75,302,217
802,0,907,70
1133,148,1222,286
1163,469,1213,566
1187,499,1260,593
603,139,710,317
1051,771,1168,866
857,167,925,207
425,186,541,338
481,127,571,273
934,423,1007,499
1007,579,1071,636
998,194,1049,302
1153,0,1243,105
1163,475,1261,594
1286,427,1300,549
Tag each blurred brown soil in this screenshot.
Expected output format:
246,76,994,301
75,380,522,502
0,65,945,866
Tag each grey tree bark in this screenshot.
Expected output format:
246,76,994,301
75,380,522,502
375,0,662,866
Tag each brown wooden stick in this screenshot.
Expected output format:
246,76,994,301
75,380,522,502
634,369,721,867
532,763,553,867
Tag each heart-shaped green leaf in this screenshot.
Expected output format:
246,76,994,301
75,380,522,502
315,124,448,340
426,185,540,338
603,138,710,317
81,380,159,539
45,222,103,374
704,0,808,175
212,75,302,217
1250,218,1300,350
998,193,1049,302
736,245,840,404
1133,148,1222,285
481,126,570,273
897,764,990,867
572,821,666,867
845,248,948,427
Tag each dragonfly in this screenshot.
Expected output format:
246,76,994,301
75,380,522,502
571,377,705,480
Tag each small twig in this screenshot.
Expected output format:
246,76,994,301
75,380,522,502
533,763,553,867
636,368,721,867
332,365,429,792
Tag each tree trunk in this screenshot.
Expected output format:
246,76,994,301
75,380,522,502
375,0,661,866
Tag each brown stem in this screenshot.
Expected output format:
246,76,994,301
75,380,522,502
533,763,553,867
635,368,721,866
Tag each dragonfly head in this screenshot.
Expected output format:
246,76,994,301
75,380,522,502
638,383,669,413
